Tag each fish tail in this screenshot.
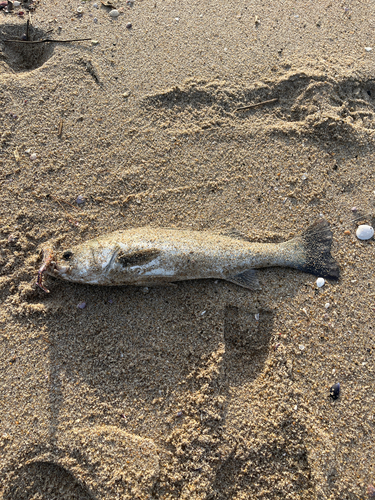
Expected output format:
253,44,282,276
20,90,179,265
289,219,340,279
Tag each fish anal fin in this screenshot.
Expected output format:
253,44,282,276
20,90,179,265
117,249,160,267
225,269,261,290
220,228,251,241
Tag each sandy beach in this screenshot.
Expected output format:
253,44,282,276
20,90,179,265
0,0,374,498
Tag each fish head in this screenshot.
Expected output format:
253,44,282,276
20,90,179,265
43,240,118,284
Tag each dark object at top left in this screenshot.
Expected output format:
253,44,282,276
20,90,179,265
0,23,54,71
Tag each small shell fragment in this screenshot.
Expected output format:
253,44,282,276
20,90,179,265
367,484,375,498
356,224,374,240
329,382,340,400
316,277,325,288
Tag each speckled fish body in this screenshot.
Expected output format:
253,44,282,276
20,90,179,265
42,219,339,289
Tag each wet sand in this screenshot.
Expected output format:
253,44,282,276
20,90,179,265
0,1,374,498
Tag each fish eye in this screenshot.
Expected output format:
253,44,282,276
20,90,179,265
62,251,73,261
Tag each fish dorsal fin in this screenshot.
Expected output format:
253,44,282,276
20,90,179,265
220,228,251,241
225,269,261,290
116,249,160,267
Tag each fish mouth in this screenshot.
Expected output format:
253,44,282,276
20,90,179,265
36,247,70,293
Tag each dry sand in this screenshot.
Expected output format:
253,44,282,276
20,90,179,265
0,0,375,498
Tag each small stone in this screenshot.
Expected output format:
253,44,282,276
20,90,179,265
367,484,375,498
109,9,119,17
7,234,17,244
356,224,374,240
14,0,20,6
316,277,325,288
329,382,340,400
77,302,86,309
325,303,330,309
94,17,98,23
365,47,373,52
30,153,37,161
344,229,351,235
76,195,85,205
126,22,132,29
93,2,98,7
176,411,183,417
351,206,357,212
122,91,131,98
299,344,305,351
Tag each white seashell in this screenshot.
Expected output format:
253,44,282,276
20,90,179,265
356,224,374,240
316,277,325,288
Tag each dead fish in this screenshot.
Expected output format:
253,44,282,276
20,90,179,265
36,219,339,292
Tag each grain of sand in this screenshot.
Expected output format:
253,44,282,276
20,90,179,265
0,1,375,499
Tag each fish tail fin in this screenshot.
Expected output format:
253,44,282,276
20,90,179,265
290,219,340,279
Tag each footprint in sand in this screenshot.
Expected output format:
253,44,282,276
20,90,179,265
2,426,159,500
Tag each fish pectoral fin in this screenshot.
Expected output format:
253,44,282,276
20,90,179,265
225,269,261,290
116,249,161,267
